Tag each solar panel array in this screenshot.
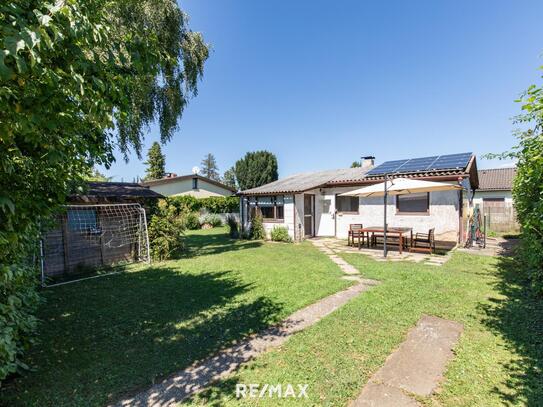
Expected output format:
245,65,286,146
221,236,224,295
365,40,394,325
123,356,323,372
366,152,473,176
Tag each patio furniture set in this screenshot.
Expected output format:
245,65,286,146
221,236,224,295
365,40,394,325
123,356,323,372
347,224,436,254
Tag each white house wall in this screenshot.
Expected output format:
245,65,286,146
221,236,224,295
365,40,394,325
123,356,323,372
314,186,461,242
148,178,233,198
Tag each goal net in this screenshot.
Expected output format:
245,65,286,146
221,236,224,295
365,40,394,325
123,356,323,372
40,203,150,286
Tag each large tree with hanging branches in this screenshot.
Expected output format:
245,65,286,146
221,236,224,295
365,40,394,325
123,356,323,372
0,0,208,380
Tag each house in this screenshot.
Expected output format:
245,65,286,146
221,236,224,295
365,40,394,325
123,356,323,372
239,153,479,243
141,173,236,198
473,167,518,232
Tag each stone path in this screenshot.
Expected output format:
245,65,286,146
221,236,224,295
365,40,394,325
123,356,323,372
350,315,463,406
113,280,378,407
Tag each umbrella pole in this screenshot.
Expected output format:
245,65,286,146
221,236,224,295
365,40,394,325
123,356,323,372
384,173,388,258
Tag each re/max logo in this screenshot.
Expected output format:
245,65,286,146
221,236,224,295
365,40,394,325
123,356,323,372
235,383,309,398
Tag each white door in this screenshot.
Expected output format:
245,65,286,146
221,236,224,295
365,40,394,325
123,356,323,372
316,193,335,236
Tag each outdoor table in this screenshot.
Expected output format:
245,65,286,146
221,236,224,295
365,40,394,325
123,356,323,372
359,226,413,254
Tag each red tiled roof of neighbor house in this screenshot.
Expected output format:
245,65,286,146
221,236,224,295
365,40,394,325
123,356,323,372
477,167,516,191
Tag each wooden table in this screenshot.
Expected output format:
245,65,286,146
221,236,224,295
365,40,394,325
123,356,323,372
359,226,413,254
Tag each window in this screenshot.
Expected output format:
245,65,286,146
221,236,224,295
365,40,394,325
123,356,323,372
249,195,285,221
336,195,359,213
192,177,198,189
396,193,429,214
67,209,98,232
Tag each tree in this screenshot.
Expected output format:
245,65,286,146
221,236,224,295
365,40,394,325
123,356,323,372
144,142,166,180
351,161,362,168
84,168,111,182
489,77,543,295
222,167,237,189
0,0,208,380
234,151,279,191
200,153,220,180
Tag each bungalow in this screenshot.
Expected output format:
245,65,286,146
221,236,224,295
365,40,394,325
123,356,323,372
239,153,479,244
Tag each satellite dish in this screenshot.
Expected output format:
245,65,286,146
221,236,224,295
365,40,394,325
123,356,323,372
191,166,200,175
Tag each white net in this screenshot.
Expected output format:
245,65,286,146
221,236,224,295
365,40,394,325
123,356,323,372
40,204,150,286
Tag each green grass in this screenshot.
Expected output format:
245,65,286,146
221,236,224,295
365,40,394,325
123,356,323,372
0,228,350,407
184,250,543,406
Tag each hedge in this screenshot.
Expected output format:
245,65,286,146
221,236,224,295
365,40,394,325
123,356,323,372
166,195,239,214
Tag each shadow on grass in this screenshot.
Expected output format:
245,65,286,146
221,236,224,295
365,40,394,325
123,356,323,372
183,232,263,258
1,266,283,407
479,241,543,406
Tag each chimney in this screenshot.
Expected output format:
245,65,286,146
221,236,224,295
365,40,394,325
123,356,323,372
361,156,375,169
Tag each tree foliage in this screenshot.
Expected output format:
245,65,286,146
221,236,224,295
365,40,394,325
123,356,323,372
234,151,278,191
222,166,237,190
0,0,207,380
351,161,362,168
493,79,543,294
200,153,220,180
144,142,166,181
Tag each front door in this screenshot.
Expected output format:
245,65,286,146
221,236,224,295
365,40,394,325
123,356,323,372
304,194,315,237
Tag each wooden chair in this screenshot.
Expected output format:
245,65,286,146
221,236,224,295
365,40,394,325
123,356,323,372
348,224,364,247
410,228,435,254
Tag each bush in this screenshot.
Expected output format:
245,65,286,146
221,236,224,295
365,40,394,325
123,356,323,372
148,204,185,261
183,212,201,230
250,214,265,240
226,215,239,238
200,214,222,228
1,233,41,381
270,226,292,243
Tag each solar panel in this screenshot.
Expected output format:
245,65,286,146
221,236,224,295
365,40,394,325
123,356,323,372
365,159,408,176
366,152,472,176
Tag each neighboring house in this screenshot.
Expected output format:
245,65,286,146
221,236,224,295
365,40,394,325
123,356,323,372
141,174,236,198
473,167,518,232
239,153,479,243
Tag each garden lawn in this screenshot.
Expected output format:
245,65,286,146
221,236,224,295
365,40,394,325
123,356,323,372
0,228,350,407
185,249,543,406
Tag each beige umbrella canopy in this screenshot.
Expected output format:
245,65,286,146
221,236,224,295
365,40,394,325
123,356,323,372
339,178,462,257
339,178,462,197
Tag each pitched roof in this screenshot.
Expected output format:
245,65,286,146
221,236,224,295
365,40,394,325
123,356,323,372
141,174,236,193
71,182,163,199
477,168,516,191
241,153,478,195
241,167,371,195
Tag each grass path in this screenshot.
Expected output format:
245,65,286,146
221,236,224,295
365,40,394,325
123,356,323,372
184,250,543,406
1,228,350,407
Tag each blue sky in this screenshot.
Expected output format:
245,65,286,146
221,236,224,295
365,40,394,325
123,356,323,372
103,0,543,181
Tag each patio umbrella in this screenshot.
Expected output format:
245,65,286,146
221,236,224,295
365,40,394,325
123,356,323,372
339,178,462,257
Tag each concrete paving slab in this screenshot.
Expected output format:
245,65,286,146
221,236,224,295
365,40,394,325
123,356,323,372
372,315,463,396
350,383,420,407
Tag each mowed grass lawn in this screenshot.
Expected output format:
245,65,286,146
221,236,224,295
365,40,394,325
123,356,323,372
185,248,543,406
0,228,350,407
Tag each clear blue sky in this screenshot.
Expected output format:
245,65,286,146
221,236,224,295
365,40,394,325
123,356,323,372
103,0,543,181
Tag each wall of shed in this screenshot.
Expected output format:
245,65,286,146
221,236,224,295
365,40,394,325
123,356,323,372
149,178,233,197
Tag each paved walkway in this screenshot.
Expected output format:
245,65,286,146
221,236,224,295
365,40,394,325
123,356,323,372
350,315,463,406
113,274,379,406
311,238,452,267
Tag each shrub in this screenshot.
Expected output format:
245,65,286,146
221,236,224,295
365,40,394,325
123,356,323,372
200,214,222,228
250,214,265,240
183,212,201,230
148,205,185,261
270,226,292,243
226,215,240,238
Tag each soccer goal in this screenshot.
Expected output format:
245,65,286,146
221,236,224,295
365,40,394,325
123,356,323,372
40,203,150,287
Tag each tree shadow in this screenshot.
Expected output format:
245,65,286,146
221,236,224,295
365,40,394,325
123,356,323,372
183,232,262,258
1,267,283,407
478,241,543,405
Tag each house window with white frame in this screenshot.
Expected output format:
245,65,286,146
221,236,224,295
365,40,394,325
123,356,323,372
248,195,284,222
